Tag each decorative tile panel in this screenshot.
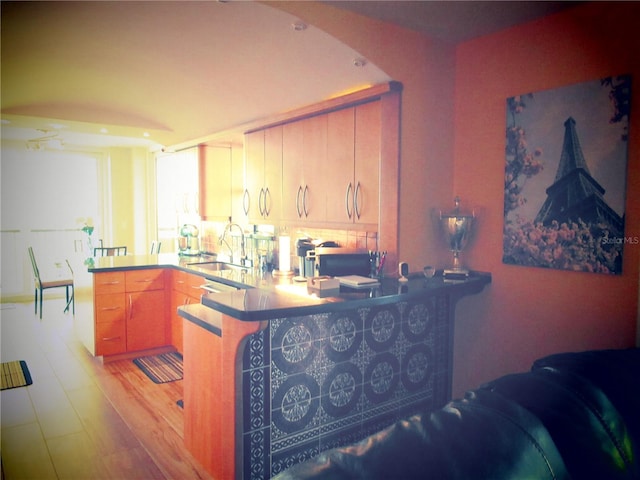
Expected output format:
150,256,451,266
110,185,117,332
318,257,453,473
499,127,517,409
242,295,451,479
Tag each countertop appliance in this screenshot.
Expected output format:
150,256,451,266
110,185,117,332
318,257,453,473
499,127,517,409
314,247,371,277
296,239,339,277
179,224,200,256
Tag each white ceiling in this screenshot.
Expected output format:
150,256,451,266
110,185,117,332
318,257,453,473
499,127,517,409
1,1,575,150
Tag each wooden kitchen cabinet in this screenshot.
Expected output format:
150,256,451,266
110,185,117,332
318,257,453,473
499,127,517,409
199,144,232,221
93,269,169,356
244,126,282,223
125,269,167,352
326,101,380,227
170,269,204,354
94,272,126,356
282,114,327,223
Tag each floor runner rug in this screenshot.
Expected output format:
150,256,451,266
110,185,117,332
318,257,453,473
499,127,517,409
1,360,33,390
132,352,183,384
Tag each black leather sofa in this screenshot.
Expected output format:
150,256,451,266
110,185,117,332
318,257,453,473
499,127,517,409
273,348,640,479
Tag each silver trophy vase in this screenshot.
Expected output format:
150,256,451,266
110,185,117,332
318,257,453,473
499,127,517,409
439,197,475,277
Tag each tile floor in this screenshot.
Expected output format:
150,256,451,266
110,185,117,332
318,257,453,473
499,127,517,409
0,298,208,480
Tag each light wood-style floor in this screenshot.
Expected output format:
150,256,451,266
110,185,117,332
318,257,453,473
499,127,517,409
1,298,213,480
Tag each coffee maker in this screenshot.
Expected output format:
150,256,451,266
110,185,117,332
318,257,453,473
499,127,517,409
296,238,315,277
296,238,339,277
178,224,200,256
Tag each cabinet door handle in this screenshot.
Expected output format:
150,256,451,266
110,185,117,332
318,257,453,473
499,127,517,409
100,306,121,312
296,185,303,218
303,185,309,217
264,187,271,217
101,336,121,341
243,189,250,216
258,188,265,216
102,281,121,285
354,181,362,219
128,294,133,319
345,182,353,219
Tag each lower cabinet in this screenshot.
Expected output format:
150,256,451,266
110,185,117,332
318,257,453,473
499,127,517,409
170,269,204,354
127,289,167,352
93,269,169,356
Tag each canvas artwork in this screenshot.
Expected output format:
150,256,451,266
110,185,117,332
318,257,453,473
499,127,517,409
503,75,631,274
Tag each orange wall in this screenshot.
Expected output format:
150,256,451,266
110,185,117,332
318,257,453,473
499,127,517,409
452,2,640,395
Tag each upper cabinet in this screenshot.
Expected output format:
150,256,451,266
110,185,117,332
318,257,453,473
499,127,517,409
240,82,400,259
244,126,282,223
282,115,327,224
353,101,381,226
326,101,380,227
199,145,232,221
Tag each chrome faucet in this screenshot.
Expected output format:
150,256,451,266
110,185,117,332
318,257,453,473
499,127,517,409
218,217,246,265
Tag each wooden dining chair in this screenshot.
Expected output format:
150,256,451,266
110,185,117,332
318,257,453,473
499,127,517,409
93,246,127,257
28,246,74,319
150,241,162,254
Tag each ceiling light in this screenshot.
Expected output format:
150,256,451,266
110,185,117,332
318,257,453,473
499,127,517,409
100,128,109,134
353,57,367,68
292,21,307,32
143,132,150,137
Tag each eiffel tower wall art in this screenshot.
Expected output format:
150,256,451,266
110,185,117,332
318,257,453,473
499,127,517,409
503,75,631,275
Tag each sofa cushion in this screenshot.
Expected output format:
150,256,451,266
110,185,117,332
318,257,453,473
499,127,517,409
273,387,569,479
486,365,638,479
532,348,640,440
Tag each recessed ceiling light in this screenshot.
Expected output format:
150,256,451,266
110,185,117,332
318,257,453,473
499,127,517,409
48,123,66,130
143,132,150,138
292,21,307,32
100,128,109,134
353,57,367,68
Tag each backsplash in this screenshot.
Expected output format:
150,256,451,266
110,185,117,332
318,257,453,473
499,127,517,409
200,220,378,273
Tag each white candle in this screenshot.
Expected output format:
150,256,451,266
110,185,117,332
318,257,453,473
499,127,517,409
279,235,290,272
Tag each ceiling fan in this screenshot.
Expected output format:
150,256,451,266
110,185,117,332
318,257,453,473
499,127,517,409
26,129,64,151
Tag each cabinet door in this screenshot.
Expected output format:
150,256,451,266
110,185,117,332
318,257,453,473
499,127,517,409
199,145,232,221
326,107,356,223
263,125,282,222
170,289,200,354
231,143,246,223
127,290,167,352
245,130,265,222
171,270,204,354
354,101,381,226
282,121,304,222
302,114,327,223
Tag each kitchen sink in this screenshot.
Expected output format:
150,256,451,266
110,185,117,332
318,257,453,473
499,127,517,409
189,261,245,272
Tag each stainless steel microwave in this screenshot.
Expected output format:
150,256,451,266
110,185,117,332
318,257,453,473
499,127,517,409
313,247,371,277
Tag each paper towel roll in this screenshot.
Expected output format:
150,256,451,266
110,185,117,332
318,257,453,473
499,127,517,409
279,235,290,272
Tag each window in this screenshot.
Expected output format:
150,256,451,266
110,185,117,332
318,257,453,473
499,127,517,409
155,148,199,252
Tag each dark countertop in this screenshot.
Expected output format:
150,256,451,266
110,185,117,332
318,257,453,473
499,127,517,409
87,253,491,323
200,272,491,321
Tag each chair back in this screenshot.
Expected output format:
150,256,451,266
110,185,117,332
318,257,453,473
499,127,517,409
94,246,127,257
27,246,42,286
150,241,162,254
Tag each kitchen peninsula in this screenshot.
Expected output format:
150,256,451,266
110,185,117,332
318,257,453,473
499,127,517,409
84,255,489,479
